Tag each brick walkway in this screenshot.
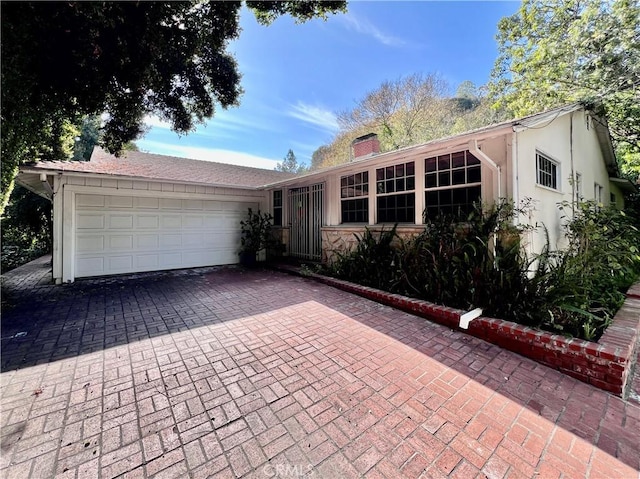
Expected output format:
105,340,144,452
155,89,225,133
1,259,639,478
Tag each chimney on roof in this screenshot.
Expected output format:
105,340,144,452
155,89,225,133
351,133,380,161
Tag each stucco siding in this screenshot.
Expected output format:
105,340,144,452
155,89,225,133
514,110,613,254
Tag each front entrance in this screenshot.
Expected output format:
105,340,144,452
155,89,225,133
288,183,324,261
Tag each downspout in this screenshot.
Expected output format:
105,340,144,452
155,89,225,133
570,112,575,215
468,140,501,200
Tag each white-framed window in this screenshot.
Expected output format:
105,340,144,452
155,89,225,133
340,171,368,223
424,150,482,219
594,183,603,204
575,172,583,202
536,152,559,190
376,161,415,223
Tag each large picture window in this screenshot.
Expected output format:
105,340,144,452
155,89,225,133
376,162,415,223
424,150,481,219
341,172,368,223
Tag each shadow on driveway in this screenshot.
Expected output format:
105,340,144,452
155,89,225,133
1,256,639,478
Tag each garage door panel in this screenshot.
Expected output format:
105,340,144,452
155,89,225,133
160,198,182,209
136,254,159,269
108,256,133,272
77,257,105,276
183,216,203,228
109,235,133,250
74,194,258,278
77,214,105,229
137,215,159,229
137,235,159,249
109,215,134,229
77,236,104,253
77,194,105,207
137,197,159,209
108,196,133,208
162,216,182,229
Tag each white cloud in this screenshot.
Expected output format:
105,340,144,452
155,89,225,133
287,102,339,133
137,140,280,170
338,14,407,47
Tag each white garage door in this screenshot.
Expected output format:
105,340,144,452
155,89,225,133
74,194,258,278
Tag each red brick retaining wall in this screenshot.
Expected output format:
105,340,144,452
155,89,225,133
304,272,640,398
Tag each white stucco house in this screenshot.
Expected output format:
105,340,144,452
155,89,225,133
18,103,635,283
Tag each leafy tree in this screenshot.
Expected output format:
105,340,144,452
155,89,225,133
490,0,640,148
73,115,140,162
311,76,511,169
1,185,52,272
337,73,453,151
275,149,308,174
1,1,346,211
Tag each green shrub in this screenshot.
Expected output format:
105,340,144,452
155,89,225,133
322,199,640,341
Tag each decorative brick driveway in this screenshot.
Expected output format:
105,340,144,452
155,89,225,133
1,257,639,479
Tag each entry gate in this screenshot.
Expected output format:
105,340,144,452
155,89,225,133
288,183,324,261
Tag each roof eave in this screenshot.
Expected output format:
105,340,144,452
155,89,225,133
18,167,263,191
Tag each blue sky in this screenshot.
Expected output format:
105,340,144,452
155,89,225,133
138,1,519,170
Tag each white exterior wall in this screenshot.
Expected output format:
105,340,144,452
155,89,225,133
54,175,267,283
514,110,614,255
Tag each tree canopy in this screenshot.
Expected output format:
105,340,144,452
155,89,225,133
0,0,346,211
275,149,308,174
311,74,509,169
489,0,640,148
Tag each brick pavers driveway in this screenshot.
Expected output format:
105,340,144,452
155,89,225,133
1,257,639,479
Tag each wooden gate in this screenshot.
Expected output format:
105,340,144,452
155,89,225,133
288,183,324,261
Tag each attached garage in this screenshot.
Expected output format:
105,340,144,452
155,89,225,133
17,148,294,282
74,193,258,278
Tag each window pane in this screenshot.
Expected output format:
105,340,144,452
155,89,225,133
406,176,415,191
386,180,395,193
426,191,438,205
341,187,349,198
467,152,480,165
363,171,369,182
341,177,347,188
396,178,405,192
354,173,361,184
386,166,395,179
438,171,450,187
452,151,465,168
425,157,437,172
426,173,437,188
377,181,385,194
406,162,415,176
468,166,481,183
395,164,405,177
437,155,450,170
452,169,466,185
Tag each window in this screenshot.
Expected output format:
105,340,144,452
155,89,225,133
341,172,368,223
594,183,603,204
575,172,583,201
273,190,283,226
536,152,559,190
376,162,415,223
610,192,617,206
424,150,481,219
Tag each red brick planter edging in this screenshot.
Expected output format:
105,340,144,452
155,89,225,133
299,271,640,398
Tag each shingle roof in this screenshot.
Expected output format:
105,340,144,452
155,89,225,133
25,147,296,188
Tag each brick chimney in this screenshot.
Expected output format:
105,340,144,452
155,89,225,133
351,133,380,161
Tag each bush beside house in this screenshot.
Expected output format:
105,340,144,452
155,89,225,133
323,201,640,341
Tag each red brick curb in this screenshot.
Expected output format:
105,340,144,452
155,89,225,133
287,268,640,398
